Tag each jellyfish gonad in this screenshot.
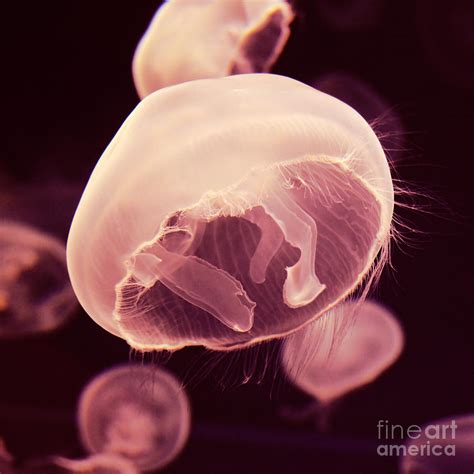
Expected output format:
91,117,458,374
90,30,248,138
281,300,404,428
132,0,294,97
67,73,394,352
77,364,191,472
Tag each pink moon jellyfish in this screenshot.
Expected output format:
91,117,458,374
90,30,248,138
314,73,404,161
281,300,404,426
400,414,474,474
132,0,294,98
53,453,140,474
77,364,191,472
67,73,394,352
0,221,77,338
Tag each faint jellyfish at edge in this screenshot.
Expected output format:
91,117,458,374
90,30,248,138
400,414,474,474
0,179,84,240
77,364,191,472
281,300,404,428
0,438,14,474
132,0,294,97
313,72,405,162
0,221,77,338
67,73,395,353
52,453,140,474
314,0,385,32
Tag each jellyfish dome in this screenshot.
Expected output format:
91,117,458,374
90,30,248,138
0,221,77,337
400,414,474,474
132,0,294,97
67,73,394,351
282,300,404,403
77,364,190,472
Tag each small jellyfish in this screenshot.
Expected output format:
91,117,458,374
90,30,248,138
281,300,404,426
53,453,140,474
313,73,405,161
314,0,385,32
77,364,191,471
132,0,294,97
400,414,474,474
67,73,394,352
0,221,77,337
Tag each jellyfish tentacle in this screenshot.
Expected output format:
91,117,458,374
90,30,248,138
244,206,285,284
130,241,256,333
260,186,326,308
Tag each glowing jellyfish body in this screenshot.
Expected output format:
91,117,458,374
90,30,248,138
282,300,404,405
400,414,474,474
0,221,76,337
77,364,190,471
314,73,404,160
67,73,394,351
132,0,294,97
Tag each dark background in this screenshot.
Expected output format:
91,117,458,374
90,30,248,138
1,0,473,473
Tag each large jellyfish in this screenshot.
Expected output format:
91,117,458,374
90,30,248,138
400,414,474,474
132,0,294,97
314,73,404,161
67,73,394,351
77,364,191,471
0,221,77,337
281,300,404,425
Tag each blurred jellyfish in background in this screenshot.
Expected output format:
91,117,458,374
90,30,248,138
400,414,474,474
132,0,294,97
53,453,140,474
281,300,404,428
0,180,83,240
67,73,394,352
0,438,14,474
77,364,191,472
0,221,77,338
313,73,405,162
416,0,474,90
314,0,385,32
